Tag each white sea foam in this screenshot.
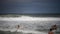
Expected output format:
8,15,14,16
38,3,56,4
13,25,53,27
0,16,60,21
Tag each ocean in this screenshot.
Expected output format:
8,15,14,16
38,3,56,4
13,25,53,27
0,15,60,34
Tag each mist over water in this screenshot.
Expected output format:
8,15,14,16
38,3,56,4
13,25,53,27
0,15,60,34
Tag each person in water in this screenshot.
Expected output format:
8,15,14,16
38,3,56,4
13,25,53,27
15,25,20,31
16,25,23,30
48,29,54,34
17,25,20,29
51,24,57,30
48,24,57,34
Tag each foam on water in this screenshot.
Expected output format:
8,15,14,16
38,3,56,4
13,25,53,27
0,16,60,21
0,16,60,34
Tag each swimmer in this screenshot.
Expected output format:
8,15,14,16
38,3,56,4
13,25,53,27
48,29,54,34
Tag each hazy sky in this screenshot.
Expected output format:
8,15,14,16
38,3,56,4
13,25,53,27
0,0,60,14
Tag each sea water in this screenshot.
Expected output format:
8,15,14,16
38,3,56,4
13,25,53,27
0,15,60,34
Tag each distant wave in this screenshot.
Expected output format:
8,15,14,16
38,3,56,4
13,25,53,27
0,16,60,21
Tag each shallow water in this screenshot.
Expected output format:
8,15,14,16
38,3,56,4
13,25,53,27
0,16,60,34
0,30,47,34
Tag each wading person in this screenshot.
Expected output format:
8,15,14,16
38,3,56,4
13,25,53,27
48,24,57,34
48,29,54,34
17,25,20,29
15,25,20,31
51,24,57,30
